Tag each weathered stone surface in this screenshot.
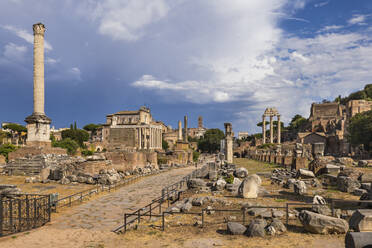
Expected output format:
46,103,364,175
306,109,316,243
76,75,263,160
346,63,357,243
215,179,226,190
246,219,267,237
361,183,371,190
227,222,246,235
187,179,206,189
336,157,354,166
208,171,218,180
294,180,307,195
312,205,332,216
297,169,315,178
195,165,209,178
268,219,287,234
192,197,204,206
360,173,372,183
0,155,6,164
345,232,372,248
60,177,70,185
248,208,271,218
337,176,361,193
86,154,106,161
180,202,192,212
272,209,285,218
234,167,248,178
313,195,326,205
299,210,349,234
353,189,367,196
238,175,260,199
349,209,372,232
325,164,340,175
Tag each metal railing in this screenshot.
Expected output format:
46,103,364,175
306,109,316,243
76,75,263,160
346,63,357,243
0,194,50,237
113,166,202,233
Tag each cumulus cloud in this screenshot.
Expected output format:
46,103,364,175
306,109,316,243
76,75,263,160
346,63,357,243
132,2,372,132
3,42,27,62
1,25,53,51
348,14,368,25
314,1,329,8
79,0,170,41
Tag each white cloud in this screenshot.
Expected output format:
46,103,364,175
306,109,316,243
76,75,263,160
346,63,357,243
68,67,82,81
319,25,343,32
348,14,368,25
3,42,27,62
1,25,53,51
79,0,170,41
45,57,59,65
314,1,329,8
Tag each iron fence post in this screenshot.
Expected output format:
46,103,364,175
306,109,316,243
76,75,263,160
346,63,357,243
149,204,152,220
48,194,51,222
9,199,13,232
124,214,127,233
162,212,165,231
201,209,204,228
286,203,289,227
18,199,21,232
0,197,3,236
243,209,246,225
331,200,334,217
138,210,141,224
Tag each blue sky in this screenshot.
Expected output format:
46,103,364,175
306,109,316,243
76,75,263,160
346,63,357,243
1,0,372,134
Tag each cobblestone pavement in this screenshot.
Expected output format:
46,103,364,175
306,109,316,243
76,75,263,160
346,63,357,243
52,166,195,231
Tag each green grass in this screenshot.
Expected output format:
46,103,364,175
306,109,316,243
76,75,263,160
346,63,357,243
274,198,287,203
234,158,280,174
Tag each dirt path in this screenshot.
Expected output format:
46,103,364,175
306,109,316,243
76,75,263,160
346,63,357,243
0,166,195,248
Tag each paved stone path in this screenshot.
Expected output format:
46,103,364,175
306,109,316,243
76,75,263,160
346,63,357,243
52,166,195,231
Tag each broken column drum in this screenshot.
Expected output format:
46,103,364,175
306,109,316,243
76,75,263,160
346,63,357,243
224,123,233,163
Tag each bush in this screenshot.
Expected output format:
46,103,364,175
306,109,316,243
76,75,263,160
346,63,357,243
162,139,169,150
193,151,200,162
158,157,168,165
0,143,17,162
81,150,94,156
257,143,275,149
52,138,79,155
224,174,234,184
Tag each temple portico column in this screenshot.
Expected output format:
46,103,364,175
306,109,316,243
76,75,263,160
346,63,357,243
262,115,266,144
270,115,274,144
277,115,281,144
184,116,188,143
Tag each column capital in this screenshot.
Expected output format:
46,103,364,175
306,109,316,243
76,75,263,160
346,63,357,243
33,23,45,36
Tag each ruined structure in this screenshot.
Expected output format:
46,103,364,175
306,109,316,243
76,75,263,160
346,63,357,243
224,123,233,163
262,108,281,144
102,106,162,150
25,23,51,148
188,115,207,138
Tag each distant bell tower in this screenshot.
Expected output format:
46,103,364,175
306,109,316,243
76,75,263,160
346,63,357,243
198,116,203,128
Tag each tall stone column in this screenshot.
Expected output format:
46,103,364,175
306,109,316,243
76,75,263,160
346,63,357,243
178,120,182,141
262,115,266,144
270,115,274,143
184,115,188,143
224,123,233,163
277,115,281,144
25,23,51,147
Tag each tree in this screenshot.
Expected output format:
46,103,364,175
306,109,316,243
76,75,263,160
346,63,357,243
162,139,169,150
83,124,102,133
3,123,27,133
287,114,308,132
0,143,17,162
61,129,89,147
74,121,77,130
347,110,372,150
52,138,79,155
197,128,225,153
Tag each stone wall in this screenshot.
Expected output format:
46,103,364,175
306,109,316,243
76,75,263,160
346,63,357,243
0,155,6,165
8,146,66,161
104,150,158,171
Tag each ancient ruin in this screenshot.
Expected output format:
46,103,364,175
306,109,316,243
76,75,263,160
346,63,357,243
25,23,51,148
262,107,281,144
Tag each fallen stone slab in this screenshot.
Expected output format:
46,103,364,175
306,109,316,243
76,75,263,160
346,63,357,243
345,232,372,248
337,176,361,193
297,169,315,178
299,210,349,234
246,219,267,237
325,164,340,175
360,174,372,183
187,179,207,189
227,222,246,235
349,209,372,232
353,189,368,196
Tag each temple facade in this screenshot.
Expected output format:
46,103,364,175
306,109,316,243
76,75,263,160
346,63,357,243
102,106,163,150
